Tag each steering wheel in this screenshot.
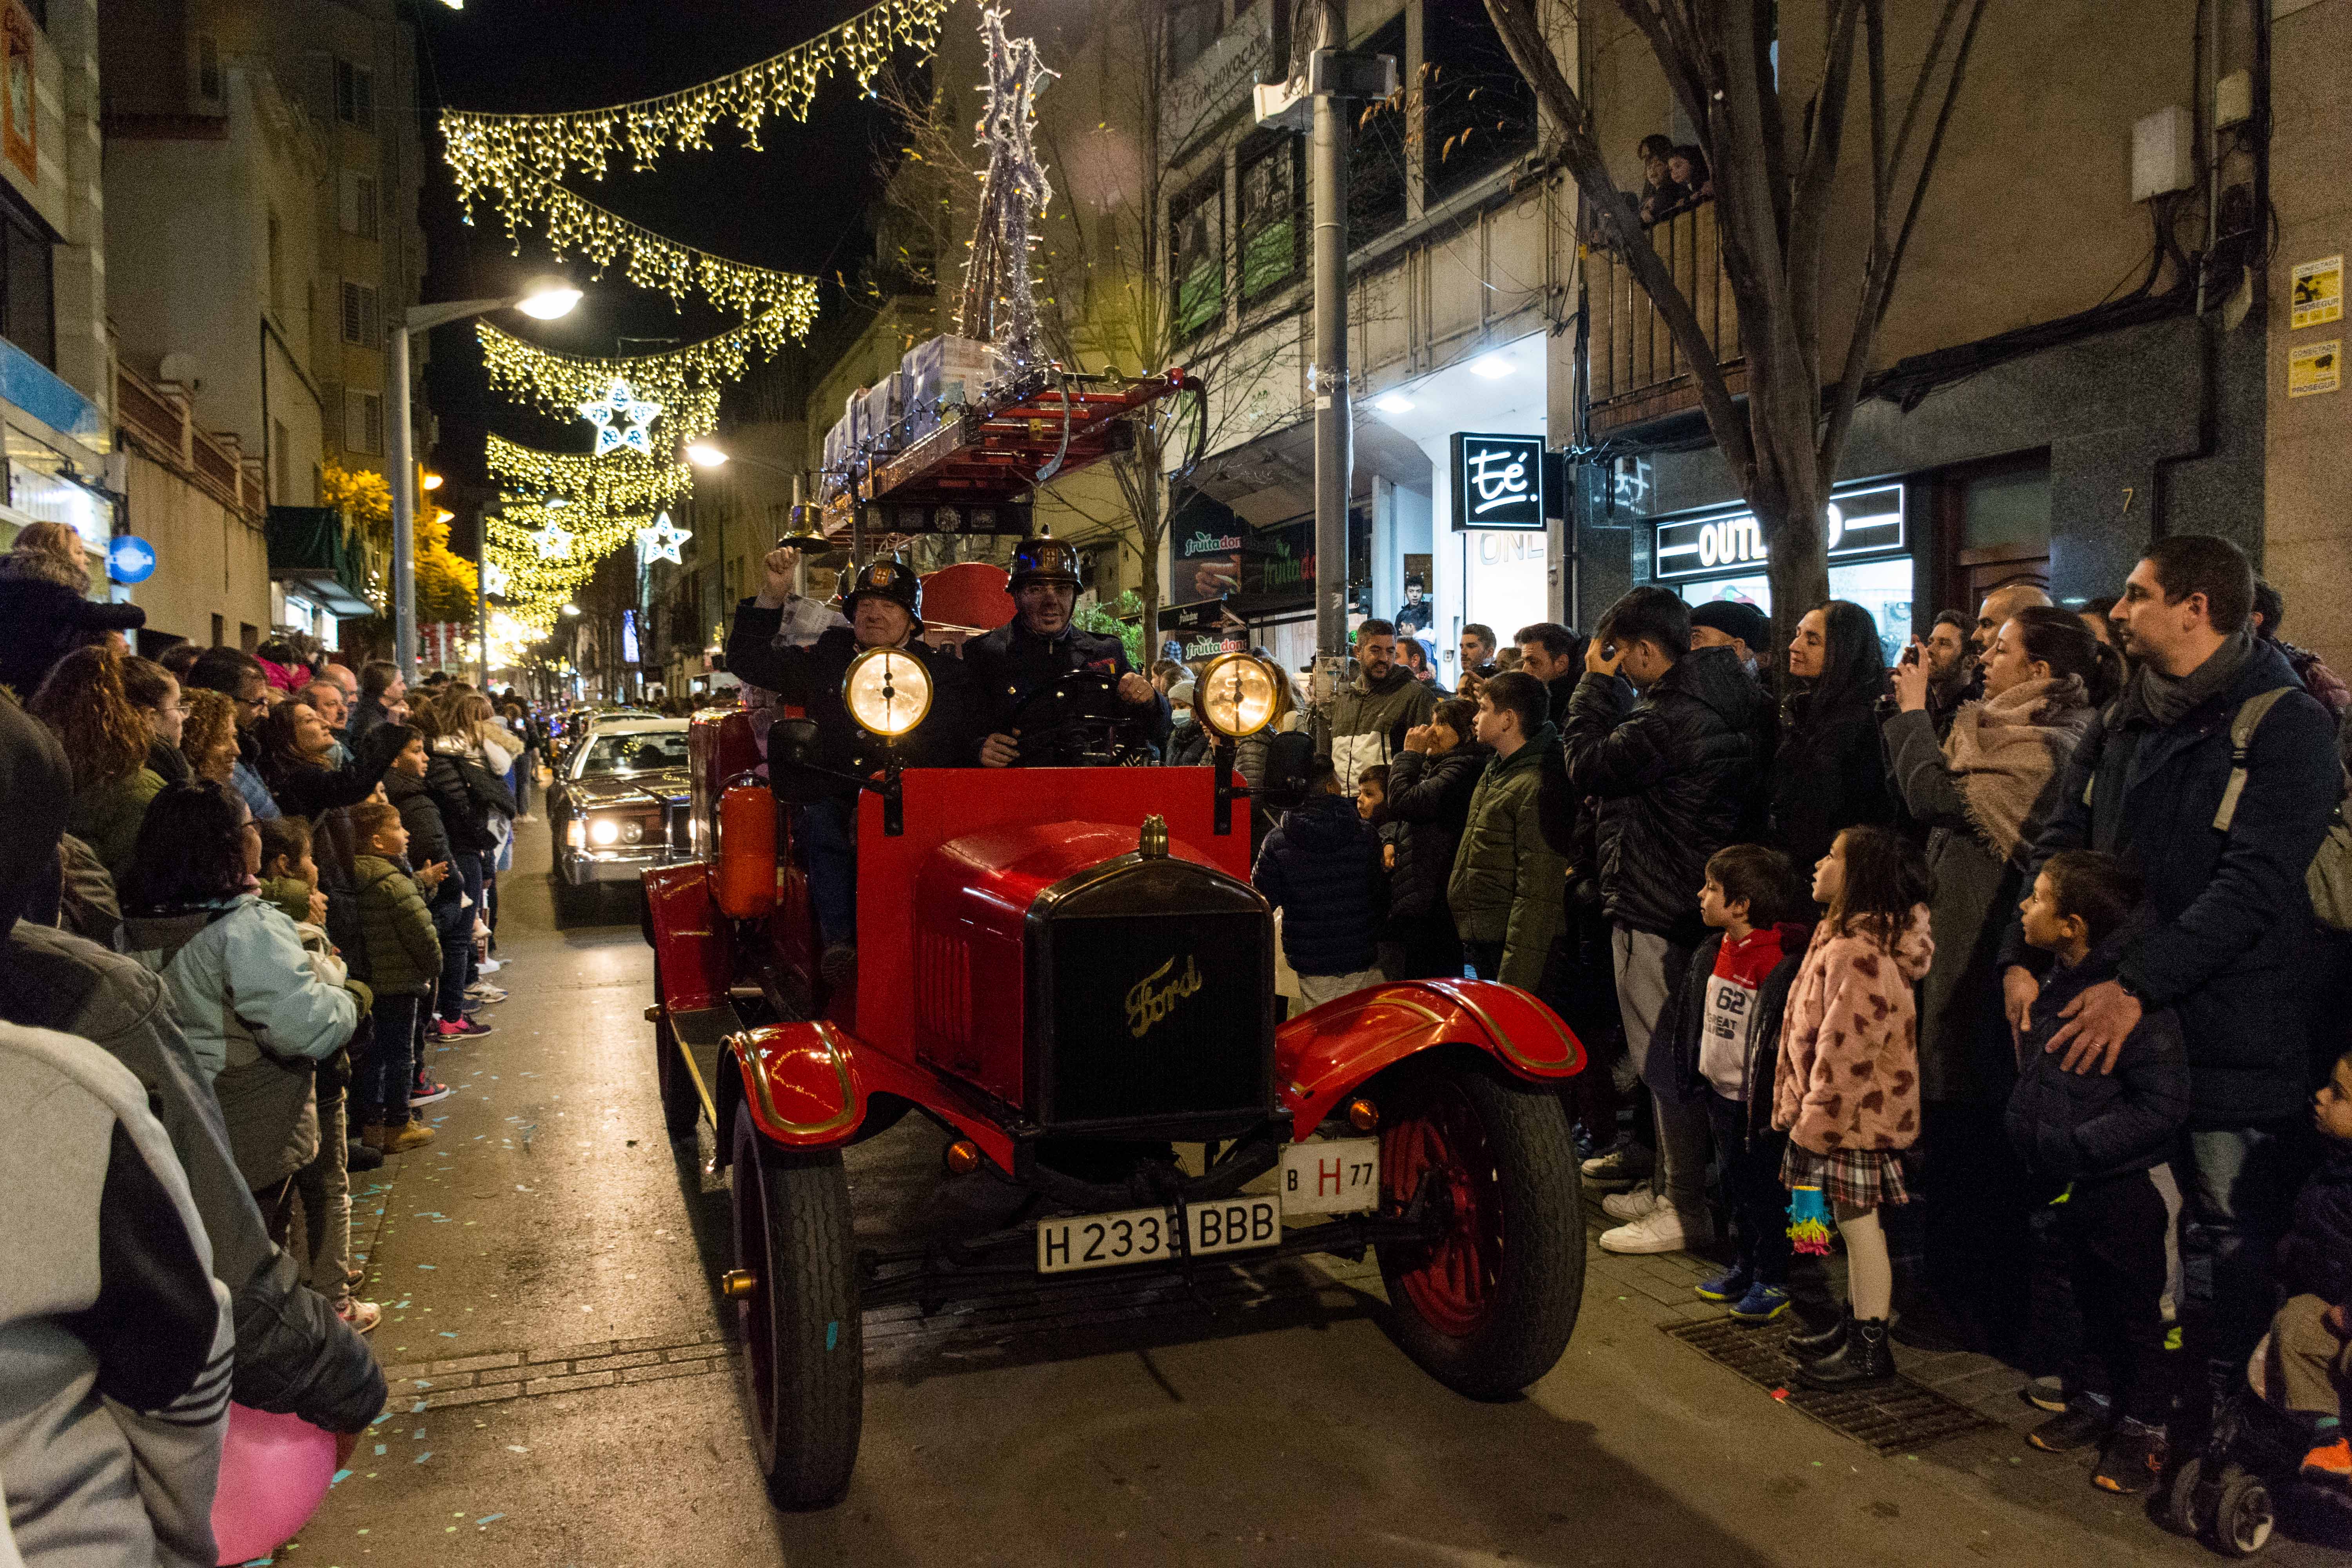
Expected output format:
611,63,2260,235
1002,669,1157,767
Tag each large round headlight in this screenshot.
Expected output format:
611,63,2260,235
1194,652,1280,739
621,820,645,846
842,646,933,738
588,817,621,846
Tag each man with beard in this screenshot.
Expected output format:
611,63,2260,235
1321,618,1441,787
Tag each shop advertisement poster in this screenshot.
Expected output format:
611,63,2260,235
2289,339,2340,399
2292,255,2343,331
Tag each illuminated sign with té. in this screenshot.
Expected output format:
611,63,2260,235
1449,432,1548,532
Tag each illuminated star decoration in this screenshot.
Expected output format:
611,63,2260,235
532,521,575,560
637,511,691,566
576,377,663,458
482,561,511,597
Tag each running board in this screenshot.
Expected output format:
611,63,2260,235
666,1002,743,1129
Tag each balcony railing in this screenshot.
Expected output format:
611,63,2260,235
1585,202,1746,434
116,362,267,519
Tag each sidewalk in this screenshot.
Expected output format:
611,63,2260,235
1581,1191,2350,1564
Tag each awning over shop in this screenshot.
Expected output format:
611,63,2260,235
265,505,374,617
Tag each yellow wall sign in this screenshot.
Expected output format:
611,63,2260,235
2289,339,2341,399
2292,255,2343,330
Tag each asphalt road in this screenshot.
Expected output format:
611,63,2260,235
291,818,2348,1566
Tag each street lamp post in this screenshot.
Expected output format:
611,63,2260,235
388,281,580,684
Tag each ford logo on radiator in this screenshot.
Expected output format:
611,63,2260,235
1124,955,1203,1039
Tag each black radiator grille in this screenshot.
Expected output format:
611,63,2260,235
1036,907,1270,1129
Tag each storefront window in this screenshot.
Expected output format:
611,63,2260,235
1673,558,1915,665
1960,466,2051,552
1464,528,1549,655
1421,0,1539,202
1348,16,1408,245
1236,137,1301,304
1169,175,1225,340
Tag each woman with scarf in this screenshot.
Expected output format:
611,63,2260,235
1880,603,2118,1348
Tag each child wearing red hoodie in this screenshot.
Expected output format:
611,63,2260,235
1773,825,1935,1391
1657,844,1812,1326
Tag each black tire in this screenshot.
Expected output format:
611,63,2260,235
2158,1455,2205,1536
1374,1056,1584,1399
653,971,701,1140
730,1103,862,1508
2213,1467,2274,1557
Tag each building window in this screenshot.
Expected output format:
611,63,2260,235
340,280,378,346
1422,0,1540,201
0,185,53,368
334,59,374,129
339,172,379,239
343,388,382,455
1169,173,1225,340
196,35,221,101
1237,136,1302,305
1167,0,1220,74
1348,15,1407,243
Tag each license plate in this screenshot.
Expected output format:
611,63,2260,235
1034,1196,1281,1275
1279,1137,1381,1215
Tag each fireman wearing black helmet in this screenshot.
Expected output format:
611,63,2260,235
725,551,971,984
969,537,1170,766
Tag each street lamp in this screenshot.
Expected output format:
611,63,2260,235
680,441,836,597
388,277,580,683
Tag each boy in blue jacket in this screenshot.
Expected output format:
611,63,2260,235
1255,757,1387,1009
2006,850,2191,1493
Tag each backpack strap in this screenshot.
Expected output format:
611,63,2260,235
2211,686,2296,833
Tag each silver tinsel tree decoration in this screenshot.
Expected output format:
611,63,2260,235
956,8,1057,368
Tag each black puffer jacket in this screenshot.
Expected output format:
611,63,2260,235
384,767,454,889
1381,743,1490,923
1770,686,1895,874
2277,1143,2352,1309
1562,647,1771,945
2004,927,2192,1184
1252,792,1387,977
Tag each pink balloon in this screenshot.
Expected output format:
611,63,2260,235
210,1403,338,1566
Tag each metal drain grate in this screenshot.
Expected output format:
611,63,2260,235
1665,1316,1994,1454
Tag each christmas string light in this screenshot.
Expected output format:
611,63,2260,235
485,436,697,514
438,0,954,224
478,319,755,425
488,180,822,340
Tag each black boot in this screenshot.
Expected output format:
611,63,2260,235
1797,1316,1896,1391
1786,1307,1849,1359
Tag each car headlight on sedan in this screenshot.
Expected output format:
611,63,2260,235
842,646,933,738
621,820,645,846
588,816,621,847
1194,652,1281,740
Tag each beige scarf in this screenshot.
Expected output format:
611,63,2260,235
1941,674,2093,862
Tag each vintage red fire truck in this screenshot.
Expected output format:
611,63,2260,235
637,370,1589,1508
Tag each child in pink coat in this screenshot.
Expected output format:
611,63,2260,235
1772,824,1934,1390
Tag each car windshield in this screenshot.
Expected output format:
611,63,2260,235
579,732,688,775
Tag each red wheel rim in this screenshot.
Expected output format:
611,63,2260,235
1381,1076,1503,1338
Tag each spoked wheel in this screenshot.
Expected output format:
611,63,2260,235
1374,1056,1583,1399
729,1103,862,1508
652,970,700,1140
2213,1466,2275,1557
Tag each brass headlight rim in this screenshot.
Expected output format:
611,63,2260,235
1193,650,1278,740
840,644,935,739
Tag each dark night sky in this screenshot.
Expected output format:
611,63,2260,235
409,0,911,501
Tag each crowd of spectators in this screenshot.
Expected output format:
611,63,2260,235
1236,535,2351,1511
0,516,551,1559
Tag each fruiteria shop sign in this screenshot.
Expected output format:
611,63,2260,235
1450,432,1546,532
1651,483,1906,579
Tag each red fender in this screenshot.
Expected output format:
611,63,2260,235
644,862,731,1013
1275,980,1585,1142
731,1022,1020,1169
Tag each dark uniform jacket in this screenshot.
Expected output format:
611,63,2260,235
1563,647,1772,946
726,605,973,781
963,619,1171,761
